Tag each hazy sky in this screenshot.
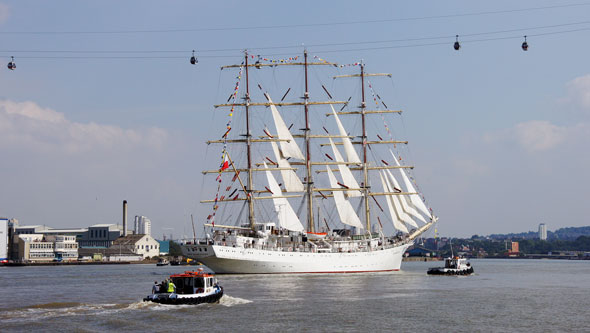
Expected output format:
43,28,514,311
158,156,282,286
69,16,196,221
1,1,589,238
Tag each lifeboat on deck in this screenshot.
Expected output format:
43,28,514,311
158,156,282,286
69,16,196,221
306,232,328,240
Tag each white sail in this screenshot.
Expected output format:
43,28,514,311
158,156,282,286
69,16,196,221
326,167,363,229
263,162,304,232
382,170,416,229
331,105,361,164
379,172,409,234
270,139,304,192
328,138,361,197
384,169,425,224
268,95,305,160
390,150,431,218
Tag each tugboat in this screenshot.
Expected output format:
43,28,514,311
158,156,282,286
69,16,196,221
144,269,224,305
427,256,474,275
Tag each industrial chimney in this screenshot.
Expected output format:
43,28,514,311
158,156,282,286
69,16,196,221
123,200,128,237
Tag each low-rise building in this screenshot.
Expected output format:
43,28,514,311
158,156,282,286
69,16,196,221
109,234,160,259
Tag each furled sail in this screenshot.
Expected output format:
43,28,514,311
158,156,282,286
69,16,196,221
328,138,361,197
326,167,363,229
378,172,409,233
330,105,361,164
263,162,304,232
384,169,424,226
270,139,304,192
268,94,305,160
390,150,431,218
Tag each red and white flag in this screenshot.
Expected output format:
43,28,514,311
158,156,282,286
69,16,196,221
220,153,230,171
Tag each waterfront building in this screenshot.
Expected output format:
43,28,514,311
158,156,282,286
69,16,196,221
15,234,78,262
539,223,547,240
109,234,160,259
133,216,151,236
78,224,126,248
0,218,8,262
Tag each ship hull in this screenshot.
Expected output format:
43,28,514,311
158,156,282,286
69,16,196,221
182,242,412,274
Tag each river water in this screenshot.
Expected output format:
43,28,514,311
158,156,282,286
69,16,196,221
1,259,589,332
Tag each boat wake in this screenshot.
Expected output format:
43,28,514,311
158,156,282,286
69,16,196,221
0,302,128,323
218,294,252,307
0,295,251,322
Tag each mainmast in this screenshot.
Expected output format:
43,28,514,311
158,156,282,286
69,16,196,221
245,50,255,229
304,50,315,233
360,62,371,231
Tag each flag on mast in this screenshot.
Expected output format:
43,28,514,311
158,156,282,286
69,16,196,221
221,152,230,171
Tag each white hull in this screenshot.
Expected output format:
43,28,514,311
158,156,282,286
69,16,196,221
182,242,412,274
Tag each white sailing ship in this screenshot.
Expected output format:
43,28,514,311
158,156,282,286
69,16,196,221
181,51,437,273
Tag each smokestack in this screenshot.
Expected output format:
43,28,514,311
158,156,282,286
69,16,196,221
123,200,128,237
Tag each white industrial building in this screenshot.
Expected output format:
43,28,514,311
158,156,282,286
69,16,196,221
0,218,8,262
15,234,78,262
134,215,151,236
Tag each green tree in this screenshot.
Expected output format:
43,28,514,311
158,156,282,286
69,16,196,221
169,241,183,256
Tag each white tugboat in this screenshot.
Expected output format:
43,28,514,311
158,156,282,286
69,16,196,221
182,50,437,274
427,257,474,275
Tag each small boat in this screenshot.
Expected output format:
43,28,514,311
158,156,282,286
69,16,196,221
156,258,169,266
143,269,224,305
427,257,474,275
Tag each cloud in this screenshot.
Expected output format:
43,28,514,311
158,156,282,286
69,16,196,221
484,120,590,152
0,3,9,24
564,74,590,112
513,120,568,152
0,100,167,154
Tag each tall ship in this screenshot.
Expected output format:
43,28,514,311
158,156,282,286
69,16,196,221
182,50,437,273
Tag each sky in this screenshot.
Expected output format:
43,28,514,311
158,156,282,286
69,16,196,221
1,1,590,238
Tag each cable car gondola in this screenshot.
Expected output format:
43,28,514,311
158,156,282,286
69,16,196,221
521,36,528,51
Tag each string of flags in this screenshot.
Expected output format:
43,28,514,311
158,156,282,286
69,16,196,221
313,55,360,67
251,54,299,66
207,64,244,225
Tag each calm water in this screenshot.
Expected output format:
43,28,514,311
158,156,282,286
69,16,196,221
1,259,589,332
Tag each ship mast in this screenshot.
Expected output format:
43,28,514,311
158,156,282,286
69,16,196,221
304,50,315,233
245,50,255,229
360,62,371,231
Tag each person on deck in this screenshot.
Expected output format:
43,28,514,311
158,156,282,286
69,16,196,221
152,281,159,294
167,279,176,293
